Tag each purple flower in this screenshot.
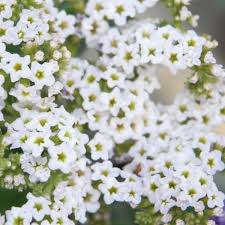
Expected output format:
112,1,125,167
213,205,225,225
213,216,225,225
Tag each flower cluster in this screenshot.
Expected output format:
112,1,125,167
0,0,75,45
60,59,160,144
162,0,199,27
0,0,75,122
81,0,159,45
97,24,217,74
4,106,89,179
0,0,225,225
3,158,101,225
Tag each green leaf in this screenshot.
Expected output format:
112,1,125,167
0,188,27,213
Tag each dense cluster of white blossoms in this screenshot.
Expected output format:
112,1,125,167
97,24,216,73
57,58,225,223
81,0,199,46
81,0,159,45
0,1,75,45
0,0,225,225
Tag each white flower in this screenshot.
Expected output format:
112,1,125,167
82,187,100,213
123,183,142,205
135,23,156,43
81,65,102,87
143,174,161,203
179,181,206,207
27,131,53,157
48,81,63,97
179,6,191,21
154,196,175,214
106,0,135,26
99,178,124,204
3,54,31,82
85,0,107,18
207,221,216,225
30,61,57,89
140,39,164,64
14,174,25,186
201,150,225,175
134,0,158,13
21,153,51,183
54,11,76,40
80,86,101,111
164,45,186,72
207,185,225,208
0,19,15,44
176,219,185,225
101,28,125,55
204,51,216,64
88,132,114,160
10,83,41,103
0,0,14,19
48,143,77,173
34,51,44,62
100,87,123,116
91,161,120,181
87,109,109,131
161,213,172,223
211,64,225,78
0,214,5,225
189,14,199,27
109,117,133,143
129,138,149,159
26,193,51,221
34,23,50,45
115,43,140,73
81,15,109,46
48,210,74,225
103,67,125,88
5,207,32,225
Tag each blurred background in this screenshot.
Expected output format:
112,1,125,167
191,0,225,63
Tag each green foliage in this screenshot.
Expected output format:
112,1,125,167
110,202,135,225
167,205,215,225
99,79,113,93
135,199,162,225
65,36,85,57
188,64,218,96
160,0,185,29
58,89,84,113
30,171,68,197
87,203,111,225
0,146,27,191
55,0,86,14
11,0,42,21
213,143,225,163
86,202,135,225
115,139,135,157
21,42,54,62
0,188,27,214
21,42,71,77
